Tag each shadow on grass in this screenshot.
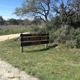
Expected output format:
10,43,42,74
48,43,58,49
26,48,49,53
24,43,58,53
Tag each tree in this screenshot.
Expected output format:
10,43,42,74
14,0,59,22
75,0,80,21
0,16,5,25
22,19,31,26
54,0,80,26
8,18,18,25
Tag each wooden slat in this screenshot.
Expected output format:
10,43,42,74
21,36,49,42
20,33,49,52
21,40,49,46
20,33,49,37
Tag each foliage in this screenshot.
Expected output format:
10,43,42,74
54,0,80,26
8,18,19,25
0,25,31,35
53,25,70,43
13,0,80,27
31,24,80,48
14,0,59,22
52,25,80,48
66,40,77,48
22,19,31,26
0,16,5,25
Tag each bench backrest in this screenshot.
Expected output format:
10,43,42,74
20,33,49,47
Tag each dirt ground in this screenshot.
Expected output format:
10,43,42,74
0,33,39,80
0,34,20,41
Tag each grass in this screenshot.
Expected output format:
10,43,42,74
0,38,80,80
0,25,31,35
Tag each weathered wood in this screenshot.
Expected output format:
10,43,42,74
20,33,49,37
21,40,49,46
21,36,49,41
20,33,49,52
20,46,23,52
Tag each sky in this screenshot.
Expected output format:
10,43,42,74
0,0,23,20
0,0,67,20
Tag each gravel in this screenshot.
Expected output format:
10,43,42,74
0,60,39,80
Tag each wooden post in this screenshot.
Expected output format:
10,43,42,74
20,33,23,52
20,46,23,52
45,44,48,49
45,33,49,49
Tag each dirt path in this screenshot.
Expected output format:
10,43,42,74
0,34,20,41
0,59,38,80
0,33,39,80
0,32,30,41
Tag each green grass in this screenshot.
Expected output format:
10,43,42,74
0,38,80,80
0,25,31,35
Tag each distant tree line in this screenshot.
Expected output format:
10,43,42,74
0,16,44,26
0,16,5,25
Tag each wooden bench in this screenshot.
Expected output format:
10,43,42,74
20,33,49,52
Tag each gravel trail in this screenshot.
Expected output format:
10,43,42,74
0,60,38,80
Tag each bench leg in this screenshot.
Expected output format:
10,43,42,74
20,46,23,52
45,44,48,49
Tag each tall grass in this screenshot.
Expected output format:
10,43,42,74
0,25,31,35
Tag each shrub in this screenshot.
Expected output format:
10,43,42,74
31,24,80,48
53,25,70,43
66,40,77,48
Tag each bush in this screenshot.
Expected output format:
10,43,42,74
66,40,77,48
30,25,55,42
31,24,80,48
53,25,70,43
30,24,50,33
